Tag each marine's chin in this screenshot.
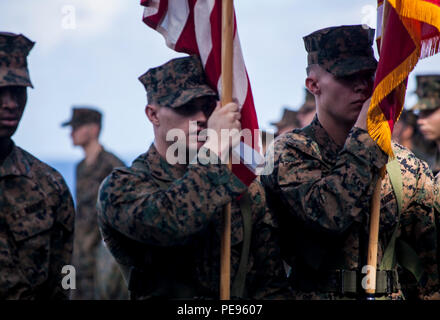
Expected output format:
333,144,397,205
0,126,18,139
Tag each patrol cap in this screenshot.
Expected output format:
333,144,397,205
61,107,102,128
270,108,299,129
303,25,377,77
298,89,316,115
138,55,217,109
411,74,440,111
0,32,35,88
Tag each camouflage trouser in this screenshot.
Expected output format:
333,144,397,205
94,241,129,300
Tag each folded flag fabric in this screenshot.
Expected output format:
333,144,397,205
369,0,440,157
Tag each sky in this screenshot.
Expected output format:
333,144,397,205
1,0,440,163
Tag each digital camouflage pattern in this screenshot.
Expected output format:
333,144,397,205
0,143,75,299
94,240,129,300
261,116,439,300
61,107,102,129
138,55,217,108
71,148,126,300
303,25,378,77
0,32,34,88
411,75,440,111
97,144,290,299
414,147,440,177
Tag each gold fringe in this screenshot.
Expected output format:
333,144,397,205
368,0,440,157
368,46,420,157
367,105,394,157
388,0,440,33
421,35,440,58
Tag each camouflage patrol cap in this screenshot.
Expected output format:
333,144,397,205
61,107,102,128
138,55,217,108
411,75,440,111
303,25,377,77
270,108,300,129
298,89,316,115
0,32,34,88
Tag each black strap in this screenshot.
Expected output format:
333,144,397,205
231,192,253,298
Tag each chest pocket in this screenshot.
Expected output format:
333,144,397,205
6,199,55,286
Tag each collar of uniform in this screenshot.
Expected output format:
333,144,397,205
305,115,342,163
77,146,106,172
0,142,33,179
138,143,186,182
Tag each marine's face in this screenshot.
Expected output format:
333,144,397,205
0,86,27,139
417,107,440,142
70,123,97,147
155,96,217,152
318,69,374,126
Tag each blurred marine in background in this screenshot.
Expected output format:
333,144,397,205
297,89,316,128
0,32,75,299
412,75,440,176
270,108,300,137
62,107,128,300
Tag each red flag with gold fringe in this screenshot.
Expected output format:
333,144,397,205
368,0,440,157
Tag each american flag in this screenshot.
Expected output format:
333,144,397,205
141,0,263,186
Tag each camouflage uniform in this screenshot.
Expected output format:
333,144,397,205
261,25,439,300
0,33,75,299
62,108,128,300
97,56,290,299
411,75,440,176
73,149,126,300
94,240,128,300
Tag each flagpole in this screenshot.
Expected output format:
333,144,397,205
220,0,234,300
365,0,390,300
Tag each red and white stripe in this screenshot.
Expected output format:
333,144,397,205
141,0,261,186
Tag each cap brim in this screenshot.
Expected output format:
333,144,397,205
270,121,285,128
411,99,440,111
0,81,33,88
168,86,218,108
328,56,378,77
61,120,72,127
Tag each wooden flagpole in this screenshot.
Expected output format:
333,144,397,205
220,0,234,300
365,0,390,299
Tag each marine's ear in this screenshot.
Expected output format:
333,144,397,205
145,104,160,126
305,64,321,96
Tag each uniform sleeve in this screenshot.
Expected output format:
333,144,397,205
97,147,247,247
246,182,292,299
400,160,440,298
47,176,75,299
264,127,388,234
